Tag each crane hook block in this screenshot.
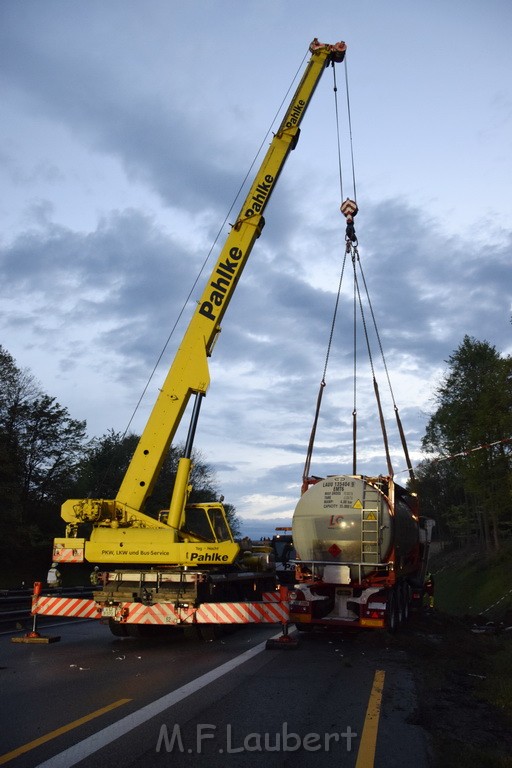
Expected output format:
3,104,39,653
341,198,358,243
340,198,358,222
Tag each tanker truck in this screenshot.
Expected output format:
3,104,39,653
289,475,434,631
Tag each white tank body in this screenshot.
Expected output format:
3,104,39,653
292,475,419,580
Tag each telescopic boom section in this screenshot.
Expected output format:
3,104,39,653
61,39,346,530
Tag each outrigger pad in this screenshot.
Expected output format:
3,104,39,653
11,633,61,644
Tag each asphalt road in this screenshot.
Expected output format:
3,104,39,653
0,620,431,767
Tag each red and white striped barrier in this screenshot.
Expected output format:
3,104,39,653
52,548,84,563
195,599,289,624
33,595,100,620
33,592,289,626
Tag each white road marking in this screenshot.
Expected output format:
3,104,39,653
35,632,281,768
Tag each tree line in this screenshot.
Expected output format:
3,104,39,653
415,335,512,551
0,345,240,570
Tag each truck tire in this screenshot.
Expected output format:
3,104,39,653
108,619,129,637
295,623,314,632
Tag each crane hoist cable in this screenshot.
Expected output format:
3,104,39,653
301,65,352,491
302,58,416,489
302,59,354,492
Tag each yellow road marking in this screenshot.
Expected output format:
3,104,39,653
355,669,385,768
0,698,132,765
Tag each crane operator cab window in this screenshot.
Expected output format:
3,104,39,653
208,507,232,542
183,506,232,543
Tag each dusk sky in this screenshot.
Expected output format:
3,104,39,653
1,1,511,537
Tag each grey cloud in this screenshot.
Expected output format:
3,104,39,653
2,198,509,410
1,14,240,214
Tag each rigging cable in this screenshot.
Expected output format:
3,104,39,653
351,248,394,477
301,247,348,491
352,251,357,474
354,254,416,482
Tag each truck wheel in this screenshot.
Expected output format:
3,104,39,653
295,623,314,632
108,619,128,637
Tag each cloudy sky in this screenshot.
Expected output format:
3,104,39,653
1,1,511,538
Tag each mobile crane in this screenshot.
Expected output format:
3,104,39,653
33,39,347,636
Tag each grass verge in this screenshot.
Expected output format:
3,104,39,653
406,543,512,766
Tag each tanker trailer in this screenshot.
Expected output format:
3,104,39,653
289,475,434,631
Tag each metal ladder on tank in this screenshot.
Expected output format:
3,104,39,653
360,483,381,568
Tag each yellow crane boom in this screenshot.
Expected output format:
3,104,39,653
55,38,346,567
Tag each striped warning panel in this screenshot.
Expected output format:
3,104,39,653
124,603,188,625
195,600,289,624
52,548,84,563
120,600,289,625
33,596,100,619
32,597,289,625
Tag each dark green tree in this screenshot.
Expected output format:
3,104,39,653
0,346,39,520
0,346,241,573
421,336,512,550
16,394,87,531
414,457,470,545
0,346,88,566
72,430,241,536
71,429,139,500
